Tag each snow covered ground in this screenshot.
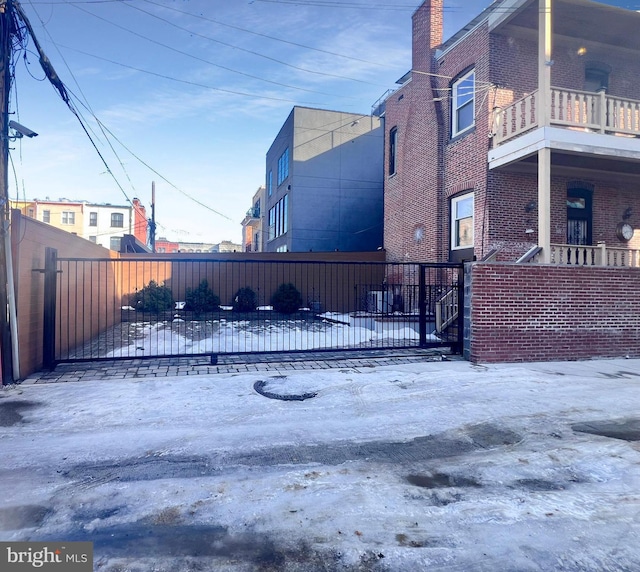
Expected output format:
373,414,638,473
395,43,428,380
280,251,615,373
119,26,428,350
104,312,440,358
1,358,640,571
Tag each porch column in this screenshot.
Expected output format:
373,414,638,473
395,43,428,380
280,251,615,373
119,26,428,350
537,0,552,262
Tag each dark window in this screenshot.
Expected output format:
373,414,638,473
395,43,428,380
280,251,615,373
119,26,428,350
89,212,98,226
268,194,288,240
567,188,593,245
268,170,273,196
277,148,289,185
389,127,398,176
42,210,50,223
111,213,124,228
584,62,610,92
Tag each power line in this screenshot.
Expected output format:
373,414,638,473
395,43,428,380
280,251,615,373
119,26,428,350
69,2,355,98
141,0,392,68
57,43,331,106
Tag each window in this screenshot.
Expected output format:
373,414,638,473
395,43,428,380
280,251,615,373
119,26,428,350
451,193,474,249
567,188,592,245
584,62,610,93
28,208,34,218
109,237,122,251
89,212,98,226
268,170,273,196
89,236,97,243
62,211,75,225
110,213,124,228
277,147,290,185
268,195,288,240
42,210,51,223
452,69,475,137
389,127,398,176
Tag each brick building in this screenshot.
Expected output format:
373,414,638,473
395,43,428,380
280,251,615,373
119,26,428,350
383,0,640,265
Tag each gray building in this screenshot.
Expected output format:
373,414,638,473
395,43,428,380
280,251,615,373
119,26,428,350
265,107,384,252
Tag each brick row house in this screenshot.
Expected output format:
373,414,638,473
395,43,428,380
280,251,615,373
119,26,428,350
384,0,640,266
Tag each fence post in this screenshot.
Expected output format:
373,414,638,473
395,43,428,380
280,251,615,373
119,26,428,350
418,264,427,347
42,247,58,370
455,265,465,355
598,241,607,266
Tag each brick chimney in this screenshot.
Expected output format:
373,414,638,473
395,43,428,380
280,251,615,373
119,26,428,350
412,0,443,73
132,198,147,244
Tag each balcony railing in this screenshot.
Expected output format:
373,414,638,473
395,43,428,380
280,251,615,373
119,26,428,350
525,243,640,267
493,88,640,145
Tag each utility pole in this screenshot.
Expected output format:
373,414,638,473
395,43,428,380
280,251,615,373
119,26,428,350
0,0,14,384
149,181,156,253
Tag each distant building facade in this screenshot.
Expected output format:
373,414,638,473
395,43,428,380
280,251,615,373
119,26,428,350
264,107,384,253
12,197,148,251
241,186,265,252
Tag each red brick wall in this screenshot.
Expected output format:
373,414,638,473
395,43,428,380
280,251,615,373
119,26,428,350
468,263,640,362
384,1,640,265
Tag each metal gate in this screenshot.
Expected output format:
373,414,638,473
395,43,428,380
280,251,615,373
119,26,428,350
41,248,464,367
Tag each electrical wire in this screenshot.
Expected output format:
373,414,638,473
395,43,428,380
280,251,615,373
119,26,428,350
56,43,332,106
124,2,386,88
141,0,392,68
69,2,355,98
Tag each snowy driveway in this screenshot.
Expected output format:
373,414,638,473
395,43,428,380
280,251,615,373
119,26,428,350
1,359,640,571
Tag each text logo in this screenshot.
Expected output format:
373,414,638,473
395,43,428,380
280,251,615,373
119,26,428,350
1,542,92,571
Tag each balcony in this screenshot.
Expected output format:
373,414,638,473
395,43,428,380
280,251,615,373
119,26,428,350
246,206,260,219
493,88,640,146
525,242,640,268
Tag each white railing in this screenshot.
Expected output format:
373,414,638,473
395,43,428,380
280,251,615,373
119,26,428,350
435,288,458,334
548,243,640,267
493,88,640,145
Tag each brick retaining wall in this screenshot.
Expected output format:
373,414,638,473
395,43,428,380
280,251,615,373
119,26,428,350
467,263,640,362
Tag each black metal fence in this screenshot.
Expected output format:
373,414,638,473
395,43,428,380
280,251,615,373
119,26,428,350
42,250,463,366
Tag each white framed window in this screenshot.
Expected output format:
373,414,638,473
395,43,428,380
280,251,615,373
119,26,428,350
452,69,475,137
451,192,474,249
42,210,51,223
89,212,98,226
110,213,124,228
110,236,122,251
61,211,75,225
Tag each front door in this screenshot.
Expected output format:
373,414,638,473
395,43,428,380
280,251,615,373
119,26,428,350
567,189,592,245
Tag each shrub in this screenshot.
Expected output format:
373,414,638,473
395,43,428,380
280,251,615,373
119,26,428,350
233,287,258,312
271,283,303,314
134,280,173,313
185,279,220,315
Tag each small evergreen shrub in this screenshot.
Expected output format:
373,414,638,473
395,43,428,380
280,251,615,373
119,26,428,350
233,287,258,312
185,279,220,315
271,283,303,314
134,280,173,313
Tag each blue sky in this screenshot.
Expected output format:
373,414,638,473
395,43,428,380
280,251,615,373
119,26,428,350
11,0,632,245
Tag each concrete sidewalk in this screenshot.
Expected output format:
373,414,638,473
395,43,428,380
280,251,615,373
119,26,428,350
2,357,640,571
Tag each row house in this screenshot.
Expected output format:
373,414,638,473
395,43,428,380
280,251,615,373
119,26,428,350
384,0,640,266
12,197,148,251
